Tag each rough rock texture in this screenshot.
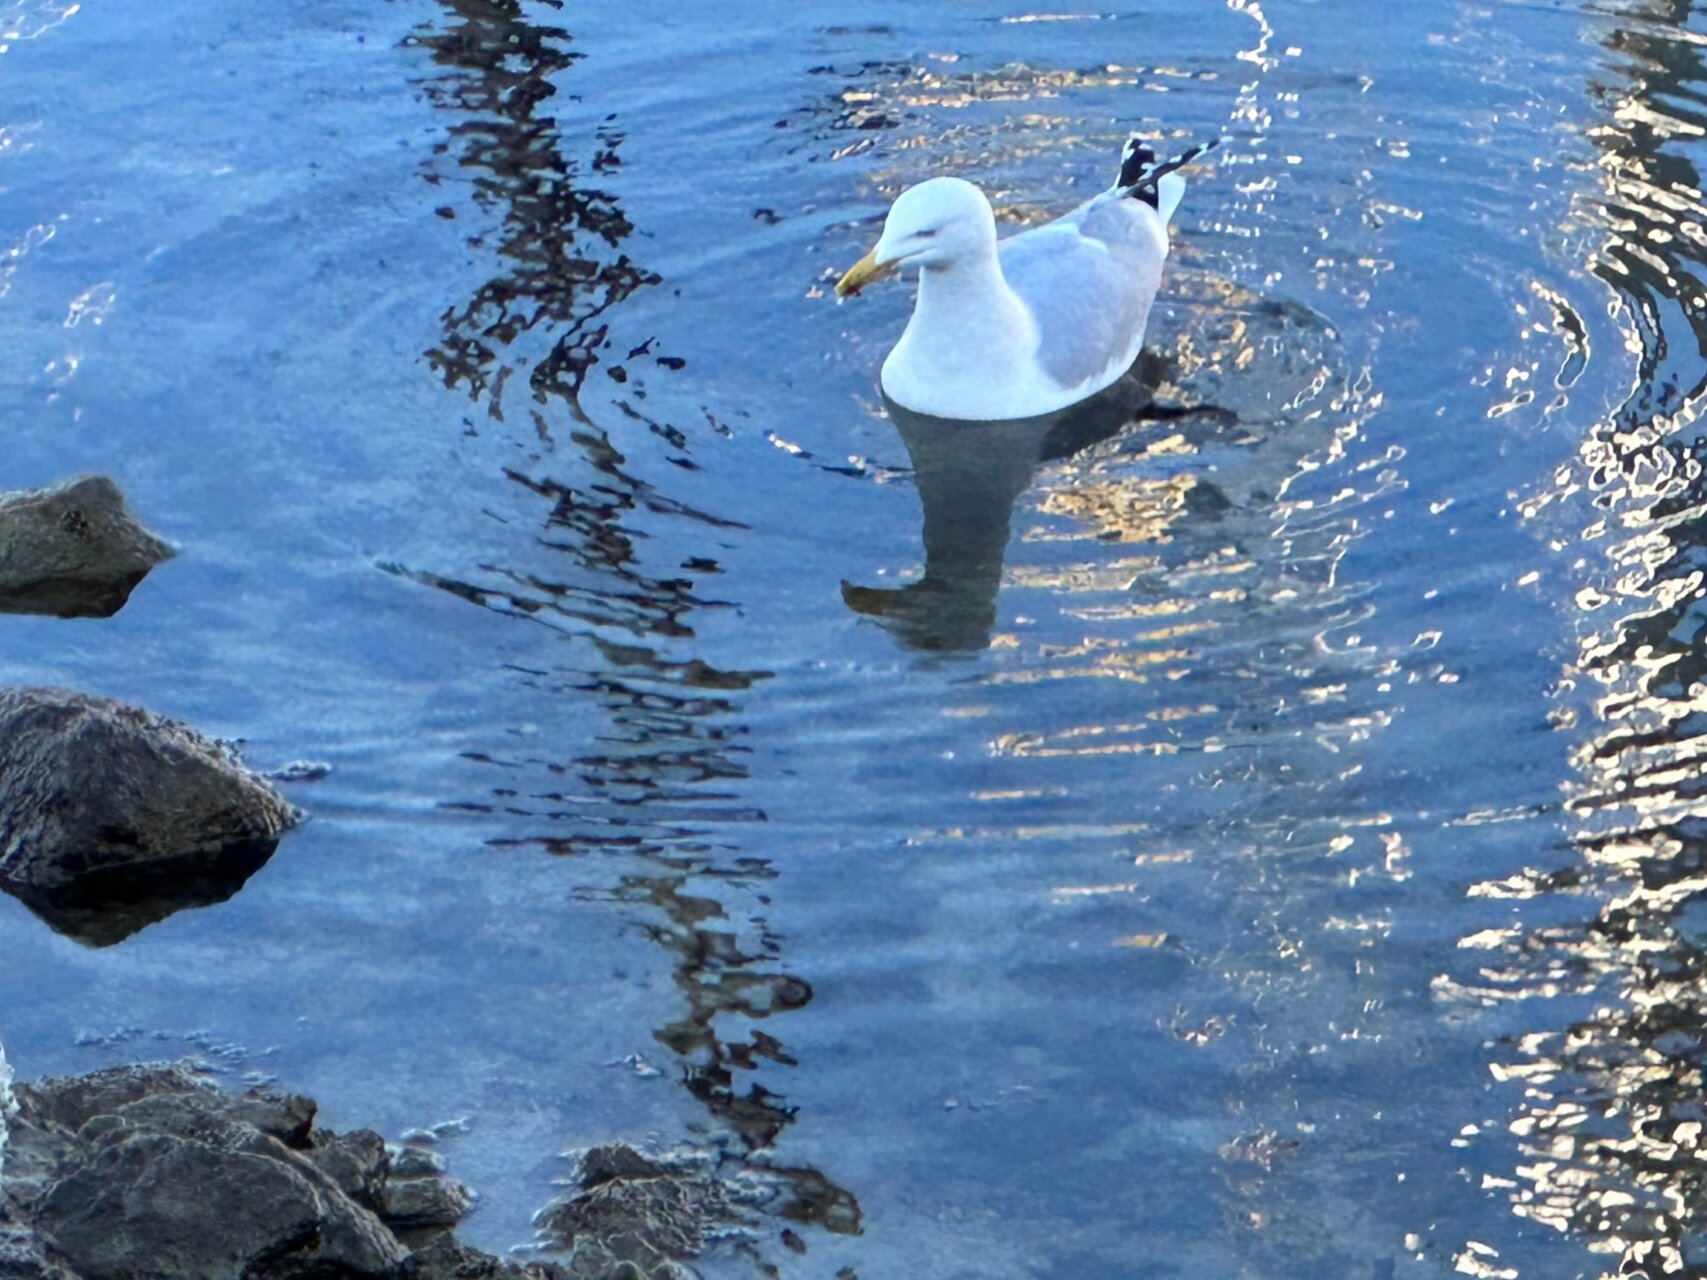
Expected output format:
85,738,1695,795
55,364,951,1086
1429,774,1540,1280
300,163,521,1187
0,1063,595,1280
0,1224,78,1280
305,1127,389,1209
3,1065,404,1280
0,688,299,945
0,477,173,619
535,1145,729,1277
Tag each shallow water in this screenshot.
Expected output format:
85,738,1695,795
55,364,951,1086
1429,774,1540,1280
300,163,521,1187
3,0,1707,1274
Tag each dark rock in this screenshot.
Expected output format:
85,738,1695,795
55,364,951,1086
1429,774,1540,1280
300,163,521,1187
0,1224,79,1280
0,688,298,946
399,1235,513,1280
46,1076,314,1152
389,1145,446,1179
13,1062,205,1133
535,1145,725,1273
307,1128,388,1211
399,1234,570,1280
379,1170,474,1230
577,1144,664,1189
32,1129,404,1280
5,1066,404,1280
223,1087,317,1147
2,1062,696,1280
0,1063,552,1280
0,477,173,619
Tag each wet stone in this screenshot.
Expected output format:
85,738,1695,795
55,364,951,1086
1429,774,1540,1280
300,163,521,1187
399,1234,570,1280
578,1144,665,1188
6,1067,403,1280
0,1224,77,1280
0,688,299,946
307,1128,389,1211
0,1063,535,1280
390,1144,448,1178
536,1144,736,1275
0,477,173,619
32,1129,403,1280
379,1169,475,1230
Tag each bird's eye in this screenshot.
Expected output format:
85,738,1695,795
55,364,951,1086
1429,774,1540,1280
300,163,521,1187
915,228,938,238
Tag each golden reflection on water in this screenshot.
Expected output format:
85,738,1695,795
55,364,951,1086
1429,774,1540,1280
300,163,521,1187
970,271,1380,714
830,27,1452,1272
1439,2,1707,1275
407,0,1437,1268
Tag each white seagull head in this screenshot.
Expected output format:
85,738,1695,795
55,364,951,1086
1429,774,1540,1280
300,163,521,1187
837,177,996,296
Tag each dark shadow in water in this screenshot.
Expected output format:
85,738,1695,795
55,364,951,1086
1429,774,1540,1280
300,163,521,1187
401,2,859,1269
3,840,277,949
842,354,1236,652
1465,2,1707,1271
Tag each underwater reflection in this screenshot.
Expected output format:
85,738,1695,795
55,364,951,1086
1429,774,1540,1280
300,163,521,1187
403,2,858,1269
406,0,650,425
1,843,276,950
605,869,862,1237
844,355,1231,652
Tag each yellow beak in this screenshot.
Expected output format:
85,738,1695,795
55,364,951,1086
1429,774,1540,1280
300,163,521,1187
835,245,896,298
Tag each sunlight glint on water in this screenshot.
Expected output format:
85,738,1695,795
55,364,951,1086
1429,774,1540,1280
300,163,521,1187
0,0,1703,1276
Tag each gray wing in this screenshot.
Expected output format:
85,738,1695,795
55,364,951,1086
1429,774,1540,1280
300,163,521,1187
997,194,1168,389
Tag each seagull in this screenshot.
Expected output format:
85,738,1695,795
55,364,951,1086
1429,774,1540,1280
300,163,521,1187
836,137,1216,421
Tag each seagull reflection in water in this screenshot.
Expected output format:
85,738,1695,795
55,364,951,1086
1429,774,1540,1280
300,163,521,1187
843,353,1228,652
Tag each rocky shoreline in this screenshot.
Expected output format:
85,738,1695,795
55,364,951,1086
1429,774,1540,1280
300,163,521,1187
0,1061,709,1280
0,480,723,1279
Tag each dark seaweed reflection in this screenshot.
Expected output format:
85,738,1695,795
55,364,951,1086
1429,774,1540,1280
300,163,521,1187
401,3,857,1268
1454,3,1707,1272
407,0,646,426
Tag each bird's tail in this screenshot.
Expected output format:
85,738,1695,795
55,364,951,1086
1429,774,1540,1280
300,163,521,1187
1115,135,1224,222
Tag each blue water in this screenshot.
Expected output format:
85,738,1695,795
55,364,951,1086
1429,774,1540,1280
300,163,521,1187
3,0,1706,1275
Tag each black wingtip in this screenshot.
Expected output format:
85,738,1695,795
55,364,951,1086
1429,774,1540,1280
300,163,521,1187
1117,134,1226,207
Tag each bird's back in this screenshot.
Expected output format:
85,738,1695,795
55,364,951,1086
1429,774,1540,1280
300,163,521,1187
997,191,1172,393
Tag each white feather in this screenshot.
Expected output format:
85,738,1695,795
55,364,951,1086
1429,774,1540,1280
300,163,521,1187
858,166,1188,420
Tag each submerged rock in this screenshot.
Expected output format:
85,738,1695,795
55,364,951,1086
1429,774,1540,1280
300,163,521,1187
0,477,173,619
0,1063,584,1280
536,1144,734,1276
0,688,299,946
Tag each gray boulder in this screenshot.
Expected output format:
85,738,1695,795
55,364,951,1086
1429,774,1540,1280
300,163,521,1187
0,1062,707,1280
0,477,173,619
306,1128,389,1211
0,1063,551,1280
379,1166,475,1232
0,688,299,946
33,1128,404,1280
399,1235,576,1280
5,1065,405,1280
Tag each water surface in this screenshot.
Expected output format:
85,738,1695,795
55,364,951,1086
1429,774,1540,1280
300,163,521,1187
3,0,1706,1276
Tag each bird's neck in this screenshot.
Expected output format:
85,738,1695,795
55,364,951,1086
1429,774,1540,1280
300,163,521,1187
905,249,1035,367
